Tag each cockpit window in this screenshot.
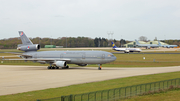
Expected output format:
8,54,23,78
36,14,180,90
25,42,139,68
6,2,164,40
108,54,115,57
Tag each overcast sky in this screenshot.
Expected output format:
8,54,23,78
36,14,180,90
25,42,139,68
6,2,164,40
0,0,180,41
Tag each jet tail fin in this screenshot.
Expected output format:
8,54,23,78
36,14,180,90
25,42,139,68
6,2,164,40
158,41,162,46
135,39,140,45
111,42,117,48
18,31,33,45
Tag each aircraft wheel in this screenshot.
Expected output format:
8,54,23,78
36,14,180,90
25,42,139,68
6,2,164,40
66,66,69,69
52,66,55,69
47,66,51,69
55,66,59,69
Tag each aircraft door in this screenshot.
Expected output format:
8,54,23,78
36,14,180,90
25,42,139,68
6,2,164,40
81,54,86,64
102,54,105,59
82,54,85,59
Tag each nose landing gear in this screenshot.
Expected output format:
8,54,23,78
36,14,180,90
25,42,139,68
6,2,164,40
98,64,102,70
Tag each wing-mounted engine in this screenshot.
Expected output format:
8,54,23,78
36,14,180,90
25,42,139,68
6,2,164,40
53,61,67,67
124,50,130,53
17,44,40,52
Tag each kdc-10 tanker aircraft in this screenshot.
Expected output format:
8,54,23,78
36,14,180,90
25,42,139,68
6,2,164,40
7,31,116,70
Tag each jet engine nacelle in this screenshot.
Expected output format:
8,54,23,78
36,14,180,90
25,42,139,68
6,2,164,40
17,44,40,52
54,61,67,67
124,50,130,53
77,64,87,66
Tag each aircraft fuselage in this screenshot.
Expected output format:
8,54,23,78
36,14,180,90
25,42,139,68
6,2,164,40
23,51,116,64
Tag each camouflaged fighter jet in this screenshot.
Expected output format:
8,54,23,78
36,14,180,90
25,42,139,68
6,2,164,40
9,31,116,70
135,39,159,49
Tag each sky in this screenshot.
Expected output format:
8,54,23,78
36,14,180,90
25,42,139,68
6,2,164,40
0,0,180,41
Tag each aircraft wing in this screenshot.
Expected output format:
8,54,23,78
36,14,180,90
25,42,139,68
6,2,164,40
5,52,23,55
4,58,71,62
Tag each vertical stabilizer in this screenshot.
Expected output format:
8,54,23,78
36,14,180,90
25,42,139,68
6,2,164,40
111,42,117,48
18,31,33,45
158,41,162,46
135,39,140,45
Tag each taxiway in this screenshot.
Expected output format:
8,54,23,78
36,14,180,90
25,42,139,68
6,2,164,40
0,65,180,95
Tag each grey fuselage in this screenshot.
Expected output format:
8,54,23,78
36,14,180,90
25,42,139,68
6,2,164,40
23,51,116,64
136,44,159,48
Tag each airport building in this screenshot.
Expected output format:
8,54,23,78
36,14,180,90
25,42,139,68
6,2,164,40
44,45,56,48
123,41,168,48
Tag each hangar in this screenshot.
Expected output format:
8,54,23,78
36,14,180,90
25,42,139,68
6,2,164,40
123,41,168,48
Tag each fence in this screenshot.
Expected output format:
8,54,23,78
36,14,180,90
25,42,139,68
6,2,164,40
37,78,180,101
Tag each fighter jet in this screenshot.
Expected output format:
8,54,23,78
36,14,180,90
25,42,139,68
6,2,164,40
158,41,178,48
111,42,141,53
8,31,116,70
135,39,159,49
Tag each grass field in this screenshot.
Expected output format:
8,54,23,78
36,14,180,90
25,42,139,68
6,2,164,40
122,89,180,101
0,71,180,101
0,48,180,101
1,53,180,67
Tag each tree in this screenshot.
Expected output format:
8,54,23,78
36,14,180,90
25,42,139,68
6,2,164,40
139,36,147,42
94,37,99,47
154,37,157,41
120,39,126,47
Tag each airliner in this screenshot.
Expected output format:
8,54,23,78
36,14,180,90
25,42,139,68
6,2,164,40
111,42,142,53
7,31,116,70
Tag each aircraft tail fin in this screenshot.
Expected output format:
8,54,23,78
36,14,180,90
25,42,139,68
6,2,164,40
17,31,40,52
18,31,33,45
135,39,140,45
158,41,162,46
111,42,117,48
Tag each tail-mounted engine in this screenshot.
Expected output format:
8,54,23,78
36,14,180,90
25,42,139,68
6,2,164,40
17,44,40,52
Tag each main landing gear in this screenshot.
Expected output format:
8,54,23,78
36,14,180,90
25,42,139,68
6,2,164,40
47,65,69,69
47,66,59,69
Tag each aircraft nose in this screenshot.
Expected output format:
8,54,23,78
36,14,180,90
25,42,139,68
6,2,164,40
112,56,117,61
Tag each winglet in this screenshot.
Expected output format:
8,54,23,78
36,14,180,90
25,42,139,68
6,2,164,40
18,31,33,45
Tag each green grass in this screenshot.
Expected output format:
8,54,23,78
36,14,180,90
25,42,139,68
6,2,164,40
122,89,180,101
114,54,180,62
0,71,180,101
1,53,180,67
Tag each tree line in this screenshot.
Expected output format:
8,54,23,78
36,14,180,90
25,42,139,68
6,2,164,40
0,36,179,49
0,37,119,49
